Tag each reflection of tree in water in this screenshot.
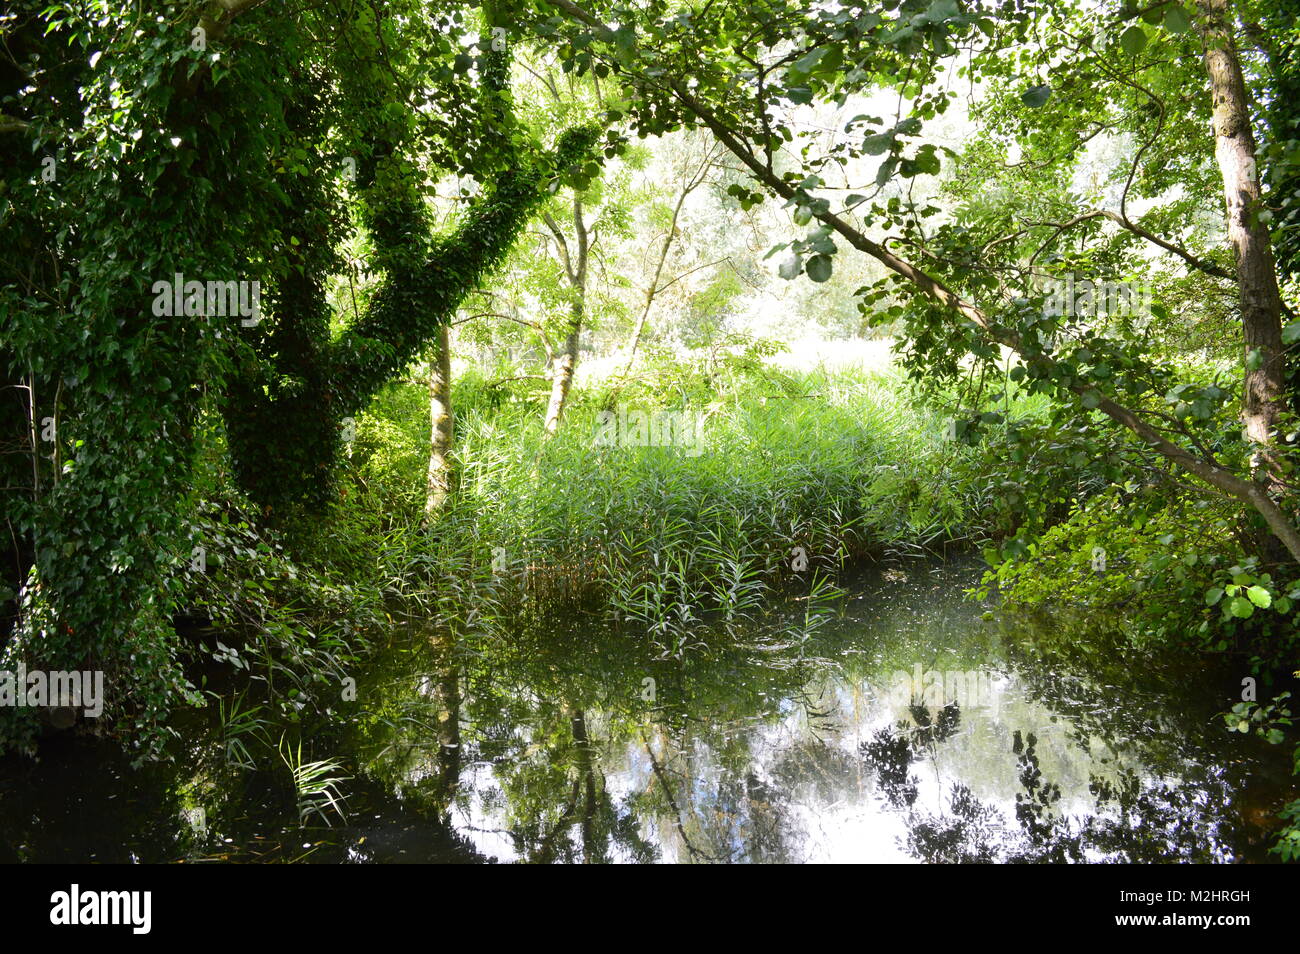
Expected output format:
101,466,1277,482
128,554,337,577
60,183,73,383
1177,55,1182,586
626,685,857,864
633,728,790,863
1083,766,1246,864
861,703,960,811
509,708,658,864
862,728,918,810
997,615,1258,782
322,565,1278,864
449,610,834,863
909,702,961,750
863,709,1251,863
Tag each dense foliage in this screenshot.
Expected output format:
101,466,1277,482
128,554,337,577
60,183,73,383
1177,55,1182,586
2,0,1298,857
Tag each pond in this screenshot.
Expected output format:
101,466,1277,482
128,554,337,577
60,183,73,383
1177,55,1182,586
0,557,1291,863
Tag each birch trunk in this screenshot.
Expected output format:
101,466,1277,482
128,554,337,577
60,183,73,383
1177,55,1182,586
423,324,454,521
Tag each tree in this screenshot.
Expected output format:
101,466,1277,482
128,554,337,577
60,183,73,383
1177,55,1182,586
535,0,1300,562
620,132,725,375
541,194,593,434
0,0,604,746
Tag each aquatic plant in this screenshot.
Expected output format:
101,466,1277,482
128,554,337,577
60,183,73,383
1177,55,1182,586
279,735,351,828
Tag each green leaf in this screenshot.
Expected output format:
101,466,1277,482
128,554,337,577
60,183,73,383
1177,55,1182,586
1247,585,1272,608
789,46,828,78
1229,596,1255,618
1205,586,1224,607
862,132,894,156
806,254,833,283
1020,85,1051,108
875,157,897,187
1120,25,1148,56
1163,6,1192,34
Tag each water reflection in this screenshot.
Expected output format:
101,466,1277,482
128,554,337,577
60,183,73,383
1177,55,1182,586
0,558,1290,862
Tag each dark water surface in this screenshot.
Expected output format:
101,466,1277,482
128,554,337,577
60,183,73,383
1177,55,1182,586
1,558,1293,863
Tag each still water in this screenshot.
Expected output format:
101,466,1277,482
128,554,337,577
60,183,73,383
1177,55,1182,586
1,558,1292,863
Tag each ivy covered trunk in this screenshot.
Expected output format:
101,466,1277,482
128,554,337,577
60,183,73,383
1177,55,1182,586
0,0,603,754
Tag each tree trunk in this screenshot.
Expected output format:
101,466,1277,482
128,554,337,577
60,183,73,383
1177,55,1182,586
544,302,582,436
622,184,690,374
1197,0,1287,480
620,142,715,378
541,195,589,436
424,324,454,521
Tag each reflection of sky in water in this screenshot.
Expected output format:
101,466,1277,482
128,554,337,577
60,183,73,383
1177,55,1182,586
431,629,1257,863
336,560,1285,863
0,560,1280,864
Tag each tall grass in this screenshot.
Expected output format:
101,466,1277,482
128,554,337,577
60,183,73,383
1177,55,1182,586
333,356,1047,652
